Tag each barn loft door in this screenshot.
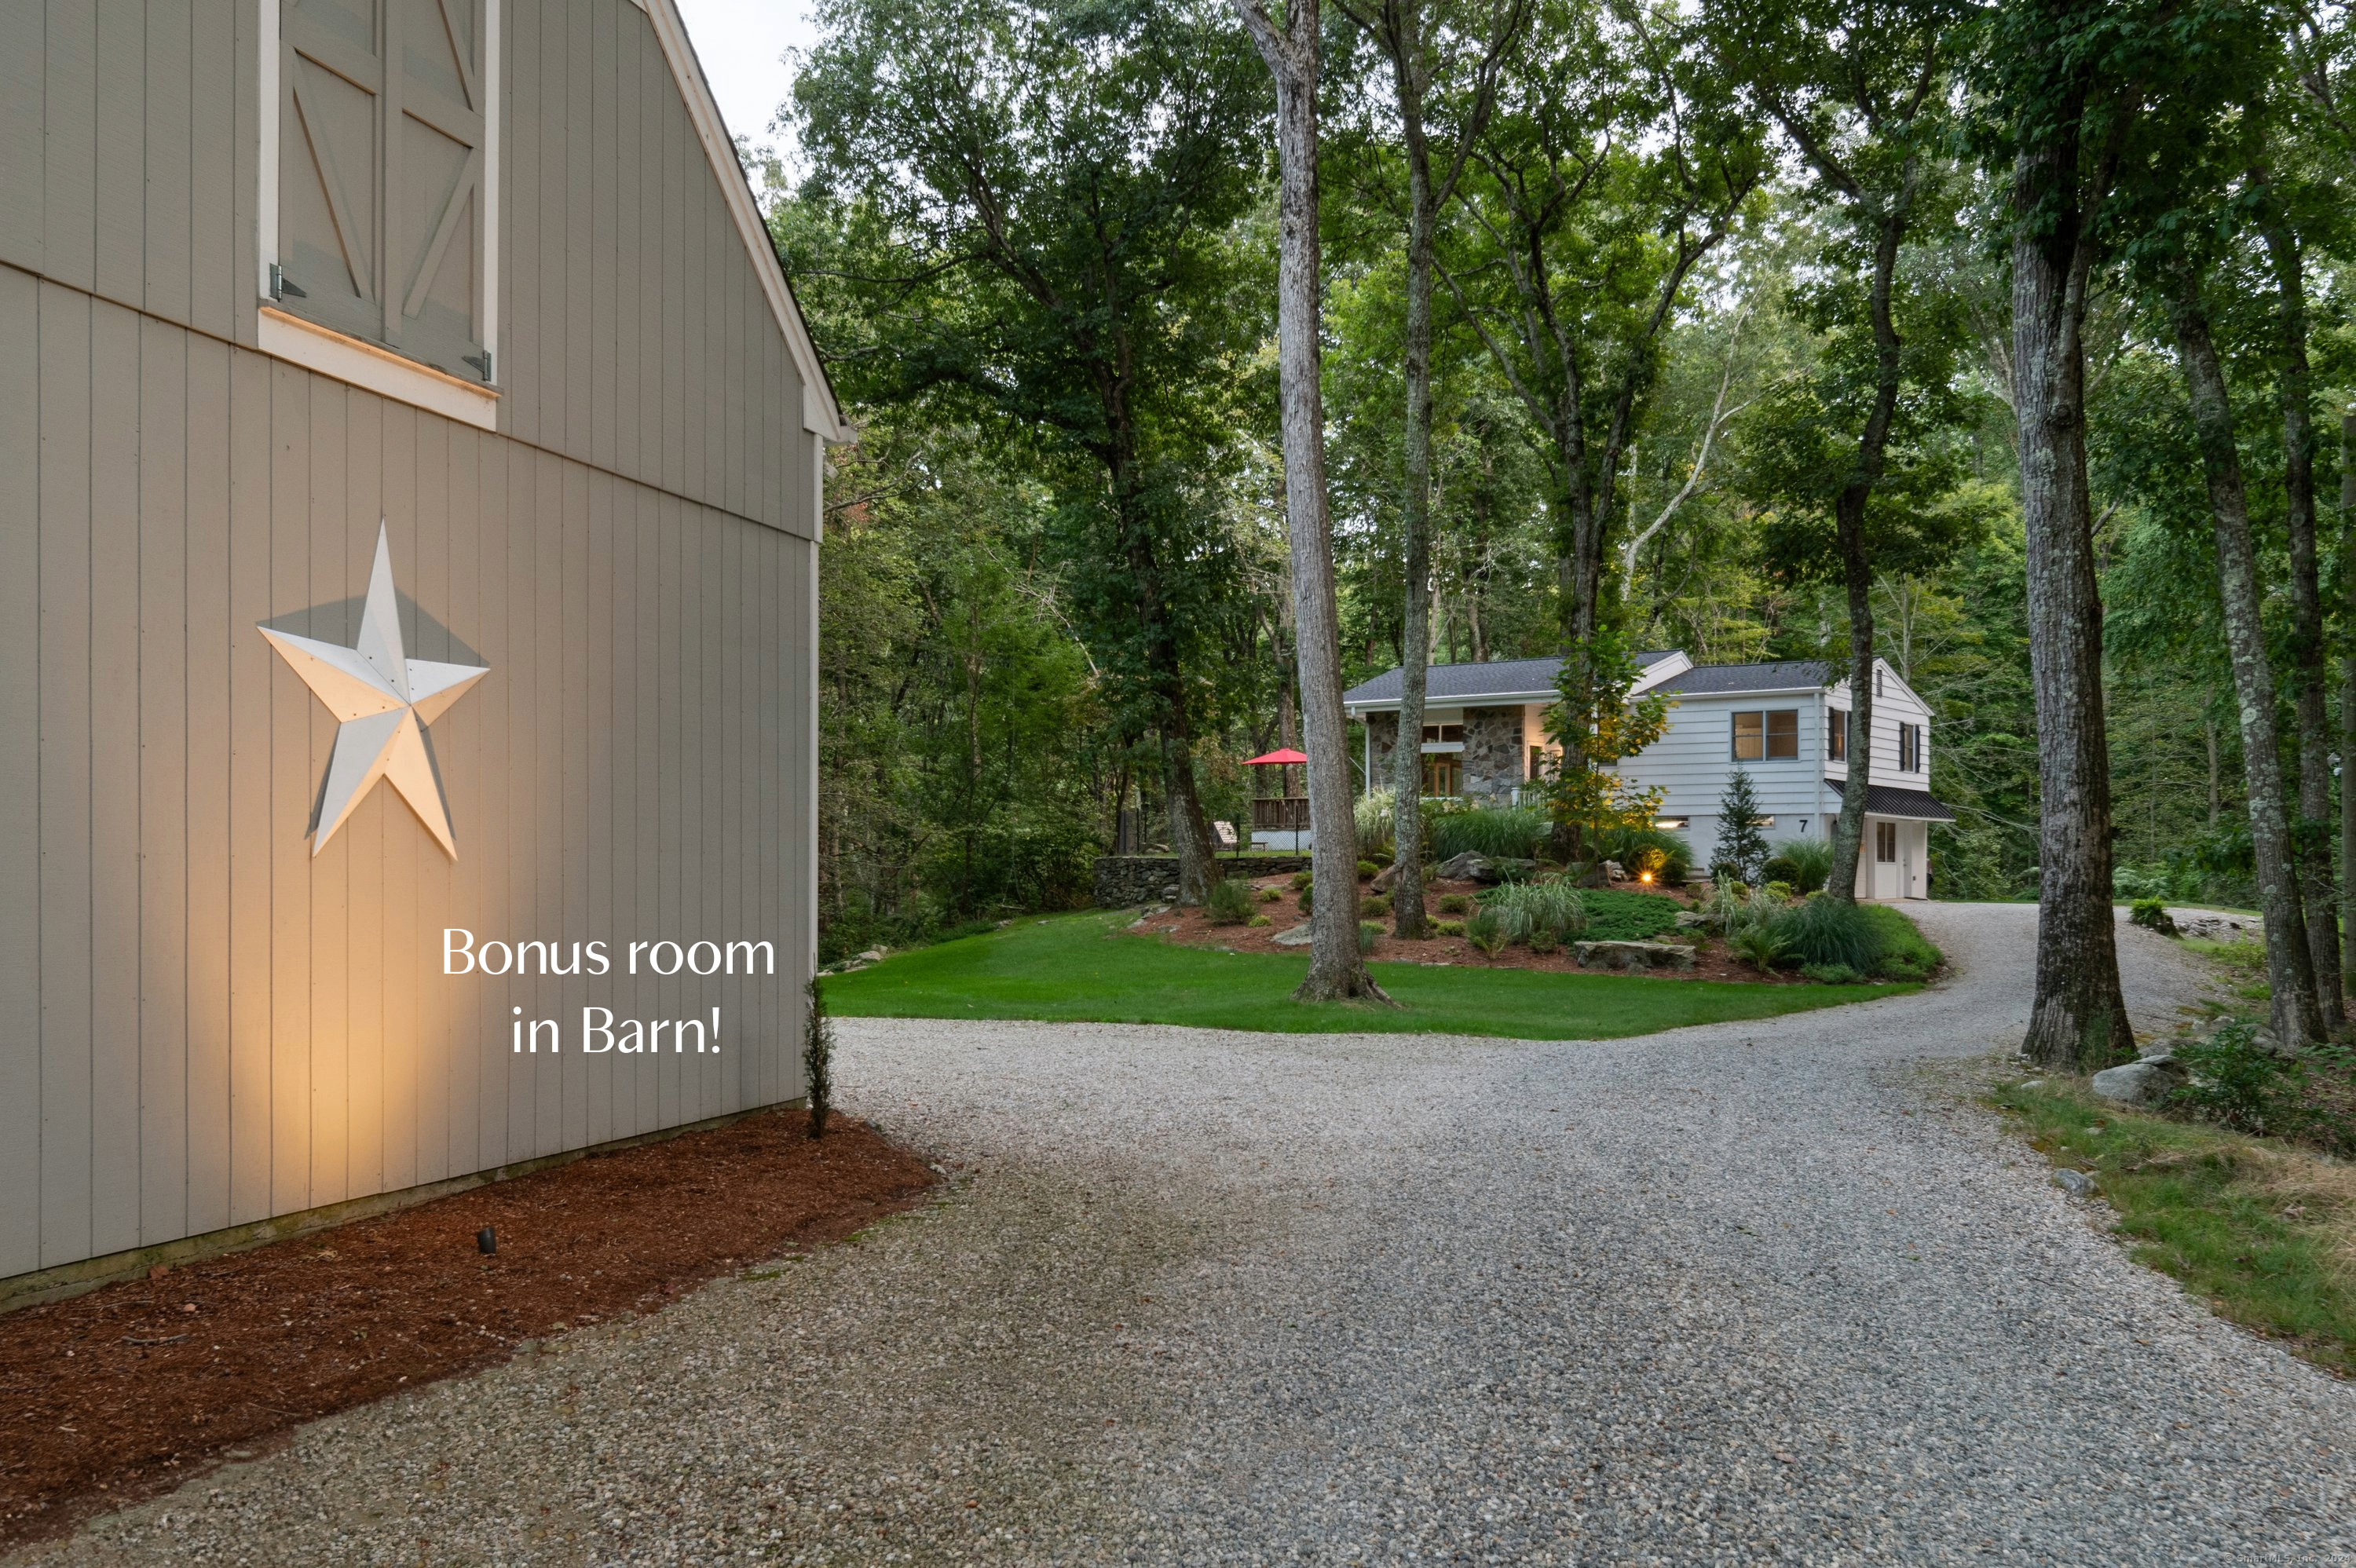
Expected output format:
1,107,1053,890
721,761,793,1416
279,0,488,382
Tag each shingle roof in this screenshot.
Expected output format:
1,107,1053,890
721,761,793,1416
1343,652,1675,707
1649,660,1833,695
1823,778,1956,821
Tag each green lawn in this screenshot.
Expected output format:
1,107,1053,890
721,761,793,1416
824,912,1914,1041
1992,1078,2356,1376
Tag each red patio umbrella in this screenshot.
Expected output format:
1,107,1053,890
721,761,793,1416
1242,748,1308,766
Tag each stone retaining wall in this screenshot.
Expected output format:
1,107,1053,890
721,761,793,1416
1092,854,1314,908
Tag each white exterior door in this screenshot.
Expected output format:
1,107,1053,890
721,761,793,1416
1871,819,1901,899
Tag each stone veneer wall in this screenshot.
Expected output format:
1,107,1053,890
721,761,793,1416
1462,707,1527,799
1367,707,1527,801
1092,854,1315,908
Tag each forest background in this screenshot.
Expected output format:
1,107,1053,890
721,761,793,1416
748,0,2342,967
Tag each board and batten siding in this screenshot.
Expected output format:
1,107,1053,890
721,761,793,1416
0,0,807,535
1824,666,1933,789
0,0,824,1281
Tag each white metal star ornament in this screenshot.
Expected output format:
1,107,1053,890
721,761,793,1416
260,524,490,857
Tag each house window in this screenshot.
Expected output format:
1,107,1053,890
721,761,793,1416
1875,667,1886,697
1732,710,1799,761
1875,821,1898,863
1898,722,1922,773
1528,744,1546,780
268,0,498,386
1422,722,1465,744
1422,754,1462,796
1654,817,1688,831
1827,707,1846,761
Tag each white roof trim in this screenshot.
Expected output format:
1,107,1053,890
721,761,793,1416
637,0,852,444
1345,689,1560,715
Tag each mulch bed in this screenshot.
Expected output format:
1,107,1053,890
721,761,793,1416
0,1109,936,1549
1136,874,1816,983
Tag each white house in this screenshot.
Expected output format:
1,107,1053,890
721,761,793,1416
1341,651,1952,899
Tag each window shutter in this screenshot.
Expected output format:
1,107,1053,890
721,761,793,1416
279,0,487,381
280,0,385,342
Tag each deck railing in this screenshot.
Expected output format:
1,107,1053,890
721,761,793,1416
1250,796,1312,832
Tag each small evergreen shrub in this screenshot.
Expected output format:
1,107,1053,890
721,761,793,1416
1246,914,1272,928
1360,893,1392,918
1258,885,1282,903
2130,897,2178,936
1357,859,1379,880
1527,928,1560,954
1465,904,1509,956
1290,870,1313,892
1573,888,1684,942
1714,768,1770,883
1436,919,1465,938
1437,893,1470,914
1297,885,1312,916
2169,1021,2304,1136
802,978,834,1139
1205,875,1255,925
1358,920,1383,954
1761,879,1794,902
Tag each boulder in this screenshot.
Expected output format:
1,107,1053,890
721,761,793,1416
1432,852,1538,884
1573,939,1697,972
2174,911,2261,943
2053,1168,2098,1198
2090,1052,2186,1108
1370,862,1400,892
1272,923,1315,947
1601,859,1626,883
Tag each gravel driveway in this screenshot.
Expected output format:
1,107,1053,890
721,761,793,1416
17,902,2355,1566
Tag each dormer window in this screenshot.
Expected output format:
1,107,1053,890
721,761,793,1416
1898,722,1922,773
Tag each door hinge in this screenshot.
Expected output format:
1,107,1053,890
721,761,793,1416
269,263,306,300
462,349,494,383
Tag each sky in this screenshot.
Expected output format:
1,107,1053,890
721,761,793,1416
671,0,820,155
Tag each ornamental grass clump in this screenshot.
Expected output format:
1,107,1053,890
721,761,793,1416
1764,836,1835,894
1205,875,1255,926
1429,806,1549,861
1480,878,1587,947
1767,894,1884,974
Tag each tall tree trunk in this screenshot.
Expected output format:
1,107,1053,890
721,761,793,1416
2009,129,2134,1071
2261,214,2343,1023
2167,265,2326,1045
2343,414,2356,996
1238,0,1384,1000
1389,125,1434,935
1823,203,1911,906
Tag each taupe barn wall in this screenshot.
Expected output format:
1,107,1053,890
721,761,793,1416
0,0,810,537
0,0,823,1280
